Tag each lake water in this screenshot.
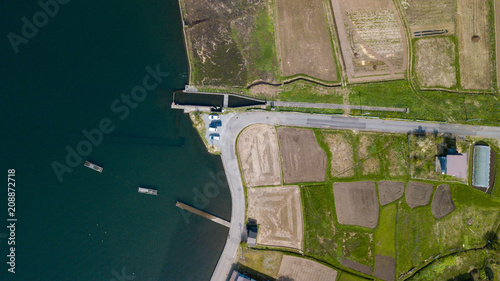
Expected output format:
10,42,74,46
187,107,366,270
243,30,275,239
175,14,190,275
0,0,231,280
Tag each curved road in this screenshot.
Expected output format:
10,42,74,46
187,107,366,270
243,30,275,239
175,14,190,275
210,112,500,281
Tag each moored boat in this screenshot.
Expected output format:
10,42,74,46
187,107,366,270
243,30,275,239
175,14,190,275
84,161,103,173
138,187,158,196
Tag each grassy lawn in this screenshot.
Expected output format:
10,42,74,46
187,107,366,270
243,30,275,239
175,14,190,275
374,202,397,258
396,183,500,276
278,80,345,104
348,80,500,125
237,247,283,278
409,249,496,281
301,184,375,268
301,184,339,266
251,10,277,76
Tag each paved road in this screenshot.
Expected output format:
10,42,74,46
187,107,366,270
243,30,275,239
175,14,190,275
210,112,500,281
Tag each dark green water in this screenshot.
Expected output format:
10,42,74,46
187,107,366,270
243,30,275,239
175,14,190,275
1,1,231,280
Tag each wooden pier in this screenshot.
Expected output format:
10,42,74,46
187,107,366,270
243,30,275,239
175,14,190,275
176,201,231,228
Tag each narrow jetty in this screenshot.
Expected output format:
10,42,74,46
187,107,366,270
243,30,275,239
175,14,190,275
175,201,230,228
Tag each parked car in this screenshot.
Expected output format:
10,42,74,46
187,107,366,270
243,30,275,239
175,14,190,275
208,126,218,132
209,133,220,140
208,114,219,120
210,120,222,127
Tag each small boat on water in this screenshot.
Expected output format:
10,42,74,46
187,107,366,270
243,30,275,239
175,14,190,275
138,187,158,196
84,161,103,173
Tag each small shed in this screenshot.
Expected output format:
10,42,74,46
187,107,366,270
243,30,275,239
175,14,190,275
247,226,258,247
472,145,491,189
446,153,468,179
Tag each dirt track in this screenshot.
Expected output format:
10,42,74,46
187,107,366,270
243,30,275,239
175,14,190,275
333,181,379,228
237,124,282,187
431,184,455,219
378,181,404,205
277,127,327,183
247,186,303,250
278,255,338,281
405,181,434,208
276,0,338,81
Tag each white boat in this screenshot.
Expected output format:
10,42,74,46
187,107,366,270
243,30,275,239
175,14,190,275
138,187,158,196
84,161,103,173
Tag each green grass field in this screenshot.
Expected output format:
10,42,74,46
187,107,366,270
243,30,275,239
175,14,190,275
315,129,410,181
396,183,500,276
374,203,397,258
348,80,500,125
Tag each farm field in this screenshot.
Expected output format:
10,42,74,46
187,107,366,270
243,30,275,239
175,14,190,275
247,185,303,250
331,0,406,82
239,126,500,280
277,127,327,183
237,248,283,278
318,129,410,180
457,0,493,90
237,124,282,187
179,0,276,86
396,183,500,277
333,181,379,229
276,0,339,81
278,255,338,281
414,37,457,88
403,0,456,35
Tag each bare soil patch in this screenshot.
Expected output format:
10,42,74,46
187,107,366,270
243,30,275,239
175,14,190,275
277,127,327,183
333,181,379,228
249,84,280,98
405,181,434,208
237,124,282,187
431,184,455,219
378,181,405,206
331,0,407,81
325,133,354,178
341,258,373,275
278,255,338,281
358,135,380,175
373,255,395,281
414,37,457,88
457,0,492,89
276,0,338,81
247,186,303,250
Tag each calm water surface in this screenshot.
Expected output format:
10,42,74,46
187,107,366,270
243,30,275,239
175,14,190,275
1,1,231,280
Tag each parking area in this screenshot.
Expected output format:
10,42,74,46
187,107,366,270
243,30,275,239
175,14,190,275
201,112,234,149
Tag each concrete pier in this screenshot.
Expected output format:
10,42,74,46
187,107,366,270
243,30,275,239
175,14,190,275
223,94,229,108
176,201,231,228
